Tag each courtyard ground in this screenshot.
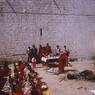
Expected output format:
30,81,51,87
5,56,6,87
36,60,95,95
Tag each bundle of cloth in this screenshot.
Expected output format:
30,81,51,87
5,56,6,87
67,70,95,81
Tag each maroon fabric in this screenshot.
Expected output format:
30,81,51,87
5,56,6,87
32,62,36,68
59,53,68,63
13,91,22,95
58,52,68,72
59,63,64,72
19,63,26,72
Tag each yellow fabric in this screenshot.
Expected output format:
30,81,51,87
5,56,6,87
42,90,50,95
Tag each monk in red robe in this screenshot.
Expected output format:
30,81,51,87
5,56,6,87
45,43,52,56
18,60,26,72
41,43,52,57
31,57,36,69
38,45,43,57
58,51,68,73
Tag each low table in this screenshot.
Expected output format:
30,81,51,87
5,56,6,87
41,56,59,63
41,56,59,68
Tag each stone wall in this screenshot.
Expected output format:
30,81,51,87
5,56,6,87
0,0,95,60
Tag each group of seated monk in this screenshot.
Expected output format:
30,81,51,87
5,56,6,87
0,60,50,95
38,43,52,57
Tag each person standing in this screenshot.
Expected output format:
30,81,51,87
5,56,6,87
64,45,70,57
55,45,61,55
38,44,43,57
58,51,68,73
31,57,36,69
45,43,52,56
31,44,37,58
63,45,70,66
31,44,39,64
27,47,32,62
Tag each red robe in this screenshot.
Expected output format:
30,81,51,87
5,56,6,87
36,79,42,95
31,58,36,68
18,61,26,72
13,91,22,95
58,52,68,73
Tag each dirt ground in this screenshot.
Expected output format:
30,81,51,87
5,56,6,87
36,60,95,95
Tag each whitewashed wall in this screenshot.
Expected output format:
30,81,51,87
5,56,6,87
0,0,95,59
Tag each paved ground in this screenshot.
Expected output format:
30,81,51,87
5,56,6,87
36,60,95,95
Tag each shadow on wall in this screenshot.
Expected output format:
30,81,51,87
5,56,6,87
0,56,27,64
0,54,27,63
0,58,14,64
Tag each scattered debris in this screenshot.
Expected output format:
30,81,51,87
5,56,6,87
77,87,83,89
67,70,95,81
